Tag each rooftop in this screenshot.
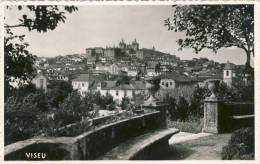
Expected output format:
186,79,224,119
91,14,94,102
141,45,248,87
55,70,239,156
159,72,198,83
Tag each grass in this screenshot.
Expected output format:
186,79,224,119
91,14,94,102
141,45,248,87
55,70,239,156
167,118,203,133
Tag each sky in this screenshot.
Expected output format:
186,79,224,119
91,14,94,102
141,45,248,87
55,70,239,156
4,5,250,65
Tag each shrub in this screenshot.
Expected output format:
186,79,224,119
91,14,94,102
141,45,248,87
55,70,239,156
221,127,254,160
163,94,178,121
176,96,189,121
121,96,131,110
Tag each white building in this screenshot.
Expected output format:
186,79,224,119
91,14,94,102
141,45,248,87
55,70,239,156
95,63,110,72
159,72,198,90
98,80,147,104
223,61,236,87
109,64,119,75
32,74,48,92
71,74,91,96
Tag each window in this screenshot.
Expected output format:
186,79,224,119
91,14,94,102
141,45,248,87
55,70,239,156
166,82,168,87
226,70,229,76
116,90,119,96
82,83,85,87
40,79,44,89
170,82,172,86
162,82,164,85
124,90,127,96
132,90,135,96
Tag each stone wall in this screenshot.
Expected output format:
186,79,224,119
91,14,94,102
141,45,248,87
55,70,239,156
5,111,163,160
224,102,254,131
203,100,254,134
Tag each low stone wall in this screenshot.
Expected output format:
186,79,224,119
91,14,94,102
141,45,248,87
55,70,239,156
224,102,254,131
203,99,254,134
224,102,254,116
5,111,163,160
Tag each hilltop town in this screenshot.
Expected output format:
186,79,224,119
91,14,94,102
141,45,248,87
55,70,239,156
33,39,249,104
4,4,255,161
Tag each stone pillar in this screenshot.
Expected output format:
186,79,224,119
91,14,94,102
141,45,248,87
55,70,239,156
202,96,225,133
202,80,226,134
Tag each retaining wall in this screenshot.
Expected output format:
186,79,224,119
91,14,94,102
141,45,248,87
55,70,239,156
5,111,163,160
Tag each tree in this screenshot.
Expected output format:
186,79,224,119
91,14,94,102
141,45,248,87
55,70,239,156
47,81,73,107
165,5,254,68
189,86,208,118
163,94,178,120
149,78,161,97
5,93,48,144
121,96,131,110
176,96,189,121
4,6,77,95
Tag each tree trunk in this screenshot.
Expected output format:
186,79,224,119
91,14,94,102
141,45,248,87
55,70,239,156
245,50,252,69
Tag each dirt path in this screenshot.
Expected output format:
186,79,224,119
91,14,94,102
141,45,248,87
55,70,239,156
153,133,231,160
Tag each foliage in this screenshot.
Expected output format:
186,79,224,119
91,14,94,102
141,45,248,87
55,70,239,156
49,92,94,129
212,80,254,102
231,78,254,102
147,78,161,96
165,5,254,68
5,82,37,101
121,96,131,110
4,93,49,145
5,6,78,32
46,81,73,107
163,94,178,120
189,86,209,118
4,5,77,97
176,96,189,121
167,119,203,133
4,30,36,94
158,84,195,103
84,91,116,110
222,127,254,160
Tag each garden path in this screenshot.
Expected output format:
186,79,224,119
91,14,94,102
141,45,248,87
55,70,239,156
152,132,232,160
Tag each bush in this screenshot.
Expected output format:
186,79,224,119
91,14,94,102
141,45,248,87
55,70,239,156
121,96,131,110
164,94,178,120
176,96,189,121
221,127,254,160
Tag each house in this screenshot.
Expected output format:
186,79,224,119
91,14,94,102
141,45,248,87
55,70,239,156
159,72,198,90
95,63,110,72
196,74,223,88
146,67,157,77
71,74,106,96
32,74,48,92
127,66,138,77
98,80,147,104
71,74,91,96
109,63,119,75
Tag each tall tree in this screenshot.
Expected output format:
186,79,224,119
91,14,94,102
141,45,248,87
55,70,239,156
4,6,77,94
165,5,254,68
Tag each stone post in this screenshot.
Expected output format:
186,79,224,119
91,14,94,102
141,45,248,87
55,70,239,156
202,80,226,134
202,96,225,133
